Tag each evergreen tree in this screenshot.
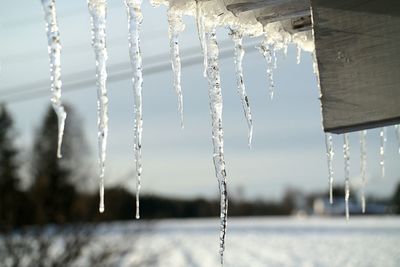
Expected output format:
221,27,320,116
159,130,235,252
0,104,22,229
30,105,89,224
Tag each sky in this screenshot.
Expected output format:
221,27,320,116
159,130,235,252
0,0,399,201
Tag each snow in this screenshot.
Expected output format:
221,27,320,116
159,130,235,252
88,0,110,213
125,0,144,219
41,0,67,159
1,217,399,267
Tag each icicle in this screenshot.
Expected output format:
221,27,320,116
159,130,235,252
379,127,387,179
360,130,367,213
125,0,144,219
204,25,228,265
41,0,67,159
257,38,275,100
229,29,253,147
167,7,185,128
88,0,109,213
195,1,207,77
324,133,334,204
296,44,302,64
395,125,400,154
343,133,350,220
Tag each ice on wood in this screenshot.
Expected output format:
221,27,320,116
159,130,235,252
343,133,350,220
125,0,144,219
204,25,228,265
41,0,67,159
88,0,109,213
324,133,334,204
167,5,185,128
229,29,253,147
360,130,367,213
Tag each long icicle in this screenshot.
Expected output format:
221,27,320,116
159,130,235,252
360,130,367,213
379,127,387,179
343,133,350,220
167,7,185,128
41,0,67,159
204,26,228,265
324,133,334,204
88,0,109,213
395,125,400,154
125,0,143,219
229,29,253,147
257,37,275,100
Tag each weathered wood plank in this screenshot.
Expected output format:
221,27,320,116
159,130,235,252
311,0,400,133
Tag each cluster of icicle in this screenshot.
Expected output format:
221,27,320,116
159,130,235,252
324,124,399,220
40,0,400,264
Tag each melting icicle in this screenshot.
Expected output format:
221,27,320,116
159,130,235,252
343,133,350,220
125,0,144,219
258,38,275,100
229,29,253,147
88,0,109,213
395,125,400,154
41,0,67,159
296,44,302,64
324,133,334,204
195,1,207,77
360,130,367,213
379,127,387,179
204,26,228,265
167,7,185,128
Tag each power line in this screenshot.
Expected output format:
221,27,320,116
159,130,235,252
0,42,259,104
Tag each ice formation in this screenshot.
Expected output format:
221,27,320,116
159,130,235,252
204,26,228,265
229,29,253,147
41,0,67,159
88,0,109,213
125,0,144,219
396,125,400,154
258,38,275,100
360,130,367,213
343,133,350,220
324,133,334,204
379,127,387,179
167,5,185,128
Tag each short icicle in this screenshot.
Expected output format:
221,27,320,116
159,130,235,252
125,0,144,219
379,127,387,179
195,1,207,77
343,133,350,220
296,44,302,64
360,130,367,213
88,0,109,213
41,0,67,159
258,37,275,100
204,25,228,265
324,133,334,204
229,29,253,147
167,6,185,128
395,125,400,154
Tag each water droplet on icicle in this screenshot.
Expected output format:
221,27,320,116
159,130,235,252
125,0,144,220
324,133,334,204
204,25,228,265
379,127,387,179
229,29,253,147
394,125,400,154
343,133,350,220
360,130,367,213
88,0,109,213
257,38,275,100
41,0,67,159
167,7,185,129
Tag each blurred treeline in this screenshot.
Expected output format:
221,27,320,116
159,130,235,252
0,104,400,231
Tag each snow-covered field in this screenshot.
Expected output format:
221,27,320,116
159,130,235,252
1,217,399,267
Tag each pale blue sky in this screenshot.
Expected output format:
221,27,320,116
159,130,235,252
0,0,399,200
